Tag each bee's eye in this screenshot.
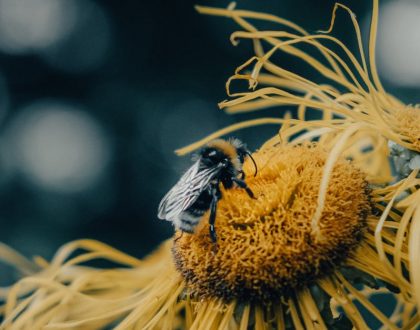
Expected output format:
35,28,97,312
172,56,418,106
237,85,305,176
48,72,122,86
221,158,229,166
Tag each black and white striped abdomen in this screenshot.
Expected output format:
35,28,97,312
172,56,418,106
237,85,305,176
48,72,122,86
173,210,205,233
173,189,213,233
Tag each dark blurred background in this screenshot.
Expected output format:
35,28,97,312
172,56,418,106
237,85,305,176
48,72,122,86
0,0,418,261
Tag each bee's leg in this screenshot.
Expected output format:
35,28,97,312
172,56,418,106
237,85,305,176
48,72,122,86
209,184,221,242
174,231,184,243
232,177,255,199
239,170,246,180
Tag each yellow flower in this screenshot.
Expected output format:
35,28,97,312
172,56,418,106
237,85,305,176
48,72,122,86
174,142,370,302
1,136,418,329
1,1,420,329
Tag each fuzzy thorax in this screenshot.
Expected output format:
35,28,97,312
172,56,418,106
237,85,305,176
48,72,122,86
173,143,371,302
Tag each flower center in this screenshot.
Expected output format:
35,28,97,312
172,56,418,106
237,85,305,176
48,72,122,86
172,143,370,302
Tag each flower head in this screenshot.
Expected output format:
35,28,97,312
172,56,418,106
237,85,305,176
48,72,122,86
174,143,370,303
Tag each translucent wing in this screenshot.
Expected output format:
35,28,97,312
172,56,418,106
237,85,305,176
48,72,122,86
157,160,220,221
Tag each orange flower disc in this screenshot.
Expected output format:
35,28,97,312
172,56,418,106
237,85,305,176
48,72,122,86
173,143,371,302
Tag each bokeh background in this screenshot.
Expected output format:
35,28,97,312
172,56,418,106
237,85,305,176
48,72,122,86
0,0,418,270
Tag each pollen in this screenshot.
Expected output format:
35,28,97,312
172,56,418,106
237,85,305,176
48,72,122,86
173,143,371,302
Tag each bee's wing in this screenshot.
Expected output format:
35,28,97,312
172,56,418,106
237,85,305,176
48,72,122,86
158,160,220,221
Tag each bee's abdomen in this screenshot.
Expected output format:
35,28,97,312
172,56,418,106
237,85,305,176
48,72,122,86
177,191,212,233
192,190,212,211
176,211,203,233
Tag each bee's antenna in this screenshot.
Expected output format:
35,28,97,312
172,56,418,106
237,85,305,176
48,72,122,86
247,152,258,177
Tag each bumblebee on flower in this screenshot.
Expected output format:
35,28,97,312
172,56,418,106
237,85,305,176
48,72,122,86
158,138,256,242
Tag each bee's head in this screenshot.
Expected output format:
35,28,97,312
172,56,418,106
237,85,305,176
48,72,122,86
229,138,258,177
236,146,250,165
199,138,258,176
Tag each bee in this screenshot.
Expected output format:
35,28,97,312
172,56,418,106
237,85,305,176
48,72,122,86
158,138,257,242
